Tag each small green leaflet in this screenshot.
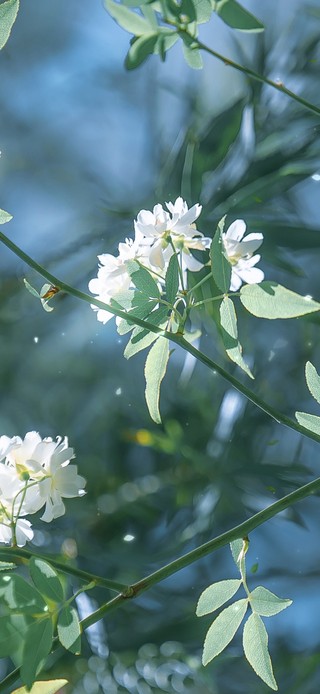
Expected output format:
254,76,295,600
0,0,19,50
305,361,320,404
0,207,13,224
57,605,81,654
21,618,54,689
243,613,277,690
11,681,68,694
124,305,168,358
295,411,320,435
240,282,320,319
144,336,169,423
165,254,180,305
219,297,253,378
0,615,20,658
104,0,152,35
196,579,242,616
249,586,292,617
210,216,231,293
181,34,203,70
29,558,64,604
0,560,16,570
126,260,160,298
0,574,47,614
215,0,264,32
125,32,159,69
202,598,248,665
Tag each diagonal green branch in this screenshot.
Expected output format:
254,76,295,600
1,230,319,445
81,473,320,628
180,30,320,118
0,546,127,592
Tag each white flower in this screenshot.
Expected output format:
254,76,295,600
0,432,86,540
88,232,149,324
134,197,209,271
222,219,264,291
0,517,34,547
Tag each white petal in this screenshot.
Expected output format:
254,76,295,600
225,219,246,242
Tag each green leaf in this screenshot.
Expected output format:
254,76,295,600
124,305,168,358
181,35,203,70
0,0,19,50
295,411,320,435
57,605,81,654
197,579,242,616
219,297,253,378
202,598,248,665
0,207,13,223
165,254,180,305
12,680,69,694
210,216,231,293
117,298,159,335
0,615,21,657
249,586,292,617
21,618,54,690
0,560,16,570
125,32,159,69
126,260,161,298
215,0,264,32
243,613,277,690
0,574,47,614
29,558,64,604
230,538,244,568
144,336,170,423
193,0,212,23
305,361,320,404
104,0,152,35
240,282,320,319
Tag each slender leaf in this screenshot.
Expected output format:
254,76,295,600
202,598,248,665
0,615,21,657
29,558,64,604
0,561,16,571
57,605,81,654
12,681,68,694
181,36,203,70
125,32,159,69
305,361,320,404
0,574,47,614
165,254,180,305
249,586,292,617
220,297,253,378
124,305,168,358
295,411,320,435
0,0,19,50
243,613,277,690
0,207,13,223
104,0,152,35
193,0,212,23
197,579,242,616
215,0,264,32
240,282,320,319
144,336,169,423
230,538,244,568
21,618,54,690
126,260,161,298
117,299,159,334
210,216,231,293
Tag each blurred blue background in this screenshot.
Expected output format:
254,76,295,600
1,0,320,691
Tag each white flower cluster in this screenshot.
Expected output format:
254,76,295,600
89,197,211,324
0,432,86,547
222,219,264,291
89,198,264,323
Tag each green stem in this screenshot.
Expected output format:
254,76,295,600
181,31,320,118
0,547,127,593
2,475,320,691
81,474,320,628
1,229,320,446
